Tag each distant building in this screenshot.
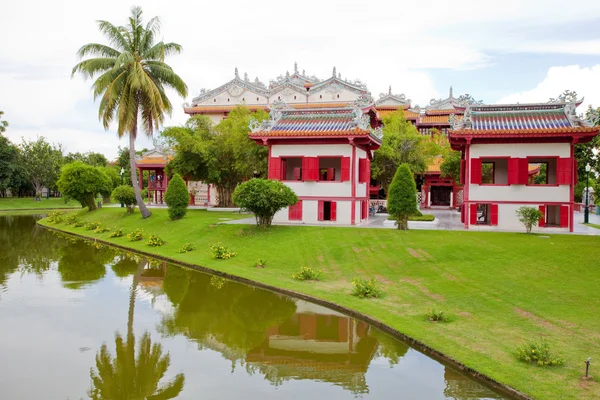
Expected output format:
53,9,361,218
448,99,599,232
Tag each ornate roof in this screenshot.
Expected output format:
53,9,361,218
375,86,411,108
135,149,172,167
449,100,599,137
189,67,269,106
426,87,483,112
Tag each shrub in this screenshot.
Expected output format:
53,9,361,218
292,267,322,281
515,338,565,366
255,258,267,268
408,214,435,222
57,161,111,211
74,221,85,228
210,242,237,259
64,213,79,225
164,173,189,220
127,228,144,242
147,234,165,247
427,309,449,322
351,277,383,298
84,221,102,231
111,185,137,214
108,228,124,238
387,164,418,230
178,242,196,253
47,211,66,224
233,178,299,227
515,206,544,234
94,225,111,233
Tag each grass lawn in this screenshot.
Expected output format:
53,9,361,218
582,223,600,230
39,208,600,400
0,197,79,211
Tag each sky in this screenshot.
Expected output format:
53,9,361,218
1,0,600,159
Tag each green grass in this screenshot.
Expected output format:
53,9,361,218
39,208,600,400
0,197,79,211
582,223,600,230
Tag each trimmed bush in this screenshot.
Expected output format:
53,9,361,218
164,173,189,220
408,214,435,222
233,178,298,227
108,228,124,238
351,277,383,298
64,213,80,225
127,228,144,242
146,234,165,247
111,185,137,214
178,242,196,253
292,267,321,281
387,164,418,230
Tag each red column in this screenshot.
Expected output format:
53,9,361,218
350,143,356,225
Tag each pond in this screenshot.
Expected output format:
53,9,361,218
0,215,510,399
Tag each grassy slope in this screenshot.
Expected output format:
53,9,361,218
0,197,79,210
39,208,600,400
583,223,600,230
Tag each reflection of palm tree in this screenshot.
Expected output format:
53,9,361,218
89,331,184,400
89,258,184,399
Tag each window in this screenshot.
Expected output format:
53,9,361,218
294,95,297,100
469,203,498,226
213,99,216,102
539,205,568,227
471,158,508,185
281,157,303,180
545,205,560,226
227,98,230,102
481,162,494,184
289,201,303,221
242,98,245,101
256,97,259,101
337,94,340,99
318,158,341,181
529,158,557,184
319,95,322,99
318,201,337,221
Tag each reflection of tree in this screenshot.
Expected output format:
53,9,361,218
370,328,409,367
89,331,185,400
162,265,190,306
111,254,140,278
57,241,116,289
160,273,297,360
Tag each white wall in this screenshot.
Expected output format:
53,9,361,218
307,87,361,103
273,200,353,225
272,144,352,157
470,143,570,158
196,87,268,107
469,203,569,232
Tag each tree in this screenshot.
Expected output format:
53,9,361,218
163,107,269,207
164,173,189,220
387,164,418,230
19,137,63,199
515,206,544,234
101,166,121,202
72,6,188,219
372,110,441,192
57,161,111,210
64,151,108,167
0,111,8,134
0,136,20,197
112,185,137,214
440,150,461,182
232,178,298,227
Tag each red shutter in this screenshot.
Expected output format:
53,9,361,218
318,201,324,221
311,157,320,181
560,205,569,228
460,159,465,184
470,158,482,184
281,159,287,180
268,157,281,180
288,203,295,220
288,201,302,221
330,201,337,221
293,167,301,181
341,157,350,181
358,158,366,183
518,158,529,184
557,158,572,185
508,158,519,185
470,203,478,225
490,204,498,226
538,205,546,227
361,201,367,220
303,157,318,181
574,159,578,185
327,168,335,181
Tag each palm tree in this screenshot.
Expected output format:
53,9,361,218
72,6,188,218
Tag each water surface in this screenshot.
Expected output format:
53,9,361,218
0,215,509,399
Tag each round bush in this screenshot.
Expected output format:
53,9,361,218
164,173,189,220
232,178,298,227
111,185,137,214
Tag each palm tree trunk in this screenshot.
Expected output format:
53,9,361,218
129,132,151,218
127,258,145,340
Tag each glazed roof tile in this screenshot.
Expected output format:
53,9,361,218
420,115,452,124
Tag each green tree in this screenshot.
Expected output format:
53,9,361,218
57,161,111,210
0,111,8,134
112,185,137,214
72,6,188,219
163,107,269,207
64,151,108,167
19,137,63,199
0,136,20,197
387,163,418,230
233,178,298,227
440,150,461,182
372,110,441,192
515,206,544,234
164,173,189,220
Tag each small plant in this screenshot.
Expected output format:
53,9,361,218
515,206,544,234
292,267,322,281
74,221,85,228
84,221,102,231
127,228,144,242
255,258,267,268
147,234,165,247
47,211,66,224
209,276,226,289
427,308,449,322
111,185,137,214
108,228,124,238
351,277,383,299
94,225,111,233
178,242,196,253
515,338,566,366
210,242,237,259
64,213,80,225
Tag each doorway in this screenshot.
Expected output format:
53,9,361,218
431,186,451,206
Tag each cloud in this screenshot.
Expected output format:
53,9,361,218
496,64,600,110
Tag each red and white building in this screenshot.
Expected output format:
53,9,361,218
449,100,599,232
249,99,382,225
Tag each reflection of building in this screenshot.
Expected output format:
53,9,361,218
449,100,599,231
444,368,504,400
245,301,377,393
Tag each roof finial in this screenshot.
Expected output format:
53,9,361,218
389,85,392,95
449,85,453,98
234,67,239,78
244,72,249,82
338,72,341,79
332,66,336,78
302,69,305,75
286,70,290,78
294,62,298,74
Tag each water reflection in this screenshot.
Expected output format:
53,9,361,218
0,215,507,399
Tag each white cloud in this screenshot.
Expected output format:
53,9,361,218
496,64,600,111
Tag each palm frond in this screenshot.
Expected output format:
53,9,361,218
93,66,127,99
144,42,182,61
76,43,121,59
140,16,162,54
96,20,129,52
71,58,118,79
144,62,188,98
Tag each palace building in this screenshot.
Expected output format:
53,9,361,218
248,98,382,225
448,99,599,232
